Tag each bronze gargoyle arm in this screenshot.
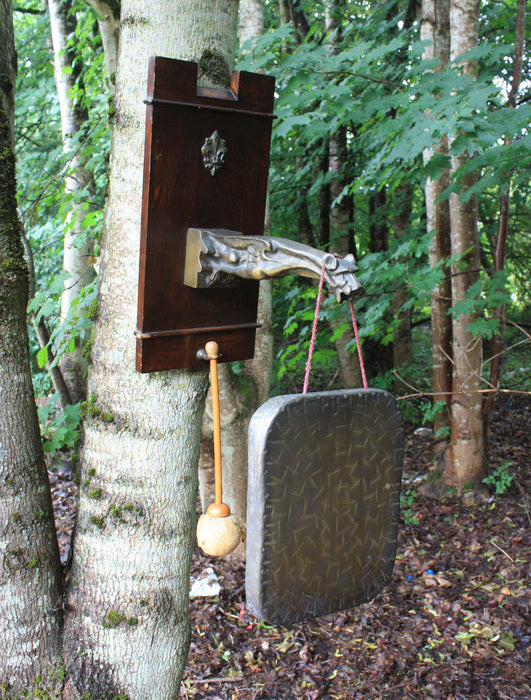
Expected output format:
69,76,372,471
184,228,362,302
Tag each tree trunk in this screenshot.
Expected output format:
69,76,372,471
392,184,414,371
329,129,352,257
369,189,389,254
482,0,526,449
448,0,485,491
364,189,393,378
62,2,239,698
239,0,263,42
421,0,452,465
278,0,291,25
85,1,121,85
48,0,96,403
318,142,330,248
239,2,273,413
198,0,273,550
325,0,363,389
0,3,63,692
384,4,416,382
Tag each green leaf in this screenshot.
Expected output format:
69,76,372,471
467,317,500,339
37,346,48,369
499,631,515,652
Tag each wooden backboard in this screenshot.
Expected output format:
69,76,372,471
136,58,275,372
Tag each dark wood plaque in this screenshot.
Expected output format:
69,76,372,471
136,57,275,372
246,389,403,625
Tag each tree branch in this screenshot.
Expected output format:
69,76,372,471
14,6,45,14
20,220,72,409
314,69,402,89
84,0,120,29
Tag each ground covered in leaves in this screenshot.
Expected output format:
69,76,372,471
49,396,530,699
180,396,530,699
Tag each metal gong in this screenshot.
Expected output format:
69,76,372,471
245,388,403,625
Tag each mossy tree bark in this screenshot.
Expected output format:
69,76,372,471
62,2,239,698
0,1,63,692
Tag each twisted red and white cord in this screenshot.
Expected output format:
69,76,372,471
302,264,327,395
302,261,368,394
348,299,368,390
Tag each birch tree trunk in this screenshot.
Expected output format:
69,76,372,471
278,0,292,27
85,1,121,85
62,2,239,698
328,131,362,388
198,0,272,545
239,0,263,41
448,0,485,491
48,0,96,403
240,3,273,412
0,2,63,692
421,0,453,471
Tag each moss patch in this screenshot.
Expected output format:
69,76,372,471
103,611,126,629
79,394,114,423
89,515,105,529
0,108,27,279
198,48,231,88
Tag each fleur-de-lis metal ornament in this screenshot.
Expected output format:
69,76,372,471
201,130,227,176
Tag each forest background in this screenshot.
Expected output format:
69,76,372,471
1,0,530,697
15,0,531,495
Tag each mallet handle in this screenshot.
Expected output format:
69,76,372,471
205,341,222,505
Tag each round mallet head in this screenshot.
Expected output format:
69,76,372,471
196,503,241,557
205,341,219,359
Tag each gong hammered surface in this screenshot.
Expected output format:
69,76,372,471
246,389,403,625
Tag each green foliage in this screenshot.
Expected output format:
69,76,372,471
37,397,81,456
14,2,110,397
239,0,531,411
46,280,98,366
400,488,419,527
273,278,340,392
240,13,530,200
420,400,450,438
12,0,530,447
103,611,126,629
483,462,514,496
451,271,512,340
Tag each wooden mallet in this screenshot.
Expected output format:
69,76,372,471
196,341,242,556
